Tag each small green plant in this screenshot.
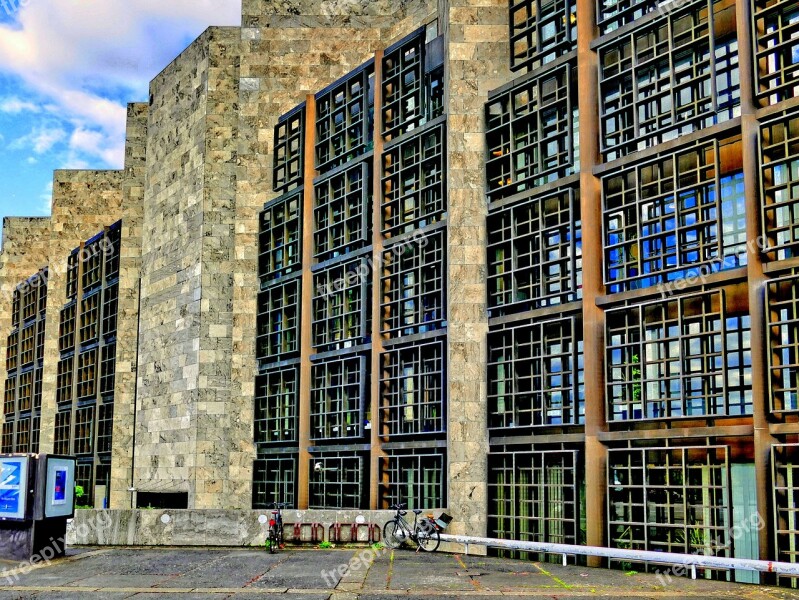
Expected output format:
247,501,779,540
74,485,92,509
371,542,383,551
318,541,333,549
625,570,638,576
631,354,642,404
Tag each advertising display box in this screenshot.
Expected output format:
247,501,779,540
0,454,75,561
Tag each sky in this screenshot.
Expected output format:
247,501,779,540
0,0,241,226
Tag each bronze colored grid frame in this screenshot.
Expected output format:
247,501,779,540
53,222,121,508
81,239,103,294
487,448,580,560
310,353,368,443
487,184,582,317
315,62,375,173
597,0,740,161
259,190,302,285
97,404,113,454
485,61,578,202
13,418,29,453
602,135,747,292
254,455,298,509
607,445,732,559
102,285,118,343
754,0,799,105
772,443,799,570
3,379,13,417
1,423,11,453
380,337,446,438
381,121,446,238
381,228,446,338
54,411,70,455
313,160,372,262
488,313,585,430
10,289,19,330
380,447,446,510
255,364,299,446
21,282,37,322
605,290,753,421
381,30,444,142
66,252,79,300
5,330,17,373
509,0,577,73
382,33,423,141
2,269,47,454
59,303,75,352
19,322,35,367
273,105,306,194
74,405,94,456
767,274,799,412
311,256,371,352
256,274,301,368
76,348,97,400
17,370,32,413
597,0,662,35
308,452,367,509
79,291,100,346
760,108,799,260
100,343,117,400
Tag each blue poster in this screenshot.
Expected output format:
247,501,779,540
53,469,66,504
0,458,26,520
0,488,18,514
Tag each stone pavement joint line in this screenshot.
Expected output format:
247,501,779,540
530,561,573,590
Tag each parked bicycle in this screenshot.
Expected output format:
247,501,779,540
268,502,287,553
382,502,440,552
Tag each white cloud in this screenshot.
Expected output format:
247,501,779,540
26,156,36,164
0,97,40,113
10,125,67,154
0,0,241,168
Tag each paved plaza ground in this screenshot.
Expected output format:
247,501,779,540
0,547,795,599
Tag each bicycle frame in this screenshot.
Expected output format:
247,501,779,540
268,502,285,553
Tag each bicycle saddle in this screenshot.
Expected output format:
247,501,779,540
413,509,423,515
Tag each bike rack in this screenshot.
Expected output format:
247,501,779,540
352,523,381,543
327,523,382,544
291,523,324,543
290,523,325,544
328,523,343,543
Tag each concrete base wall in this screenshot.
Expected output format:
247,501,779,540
67,508,419,547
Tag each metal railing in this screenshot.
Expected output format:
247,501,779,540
438,534,799,579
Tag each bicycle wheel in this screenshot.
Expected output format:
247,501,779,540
269,525,278,554
416,521,440,552
382,520,405,549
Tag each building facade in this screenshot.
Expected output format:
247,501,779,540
1,0,799,580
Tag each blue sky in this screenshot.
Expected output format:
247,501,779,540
0,0,240,226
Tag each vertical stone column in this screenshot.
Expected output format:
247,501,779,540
137,27,241,509
444,0,510,541
196,28,242,509
109,103,148,509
